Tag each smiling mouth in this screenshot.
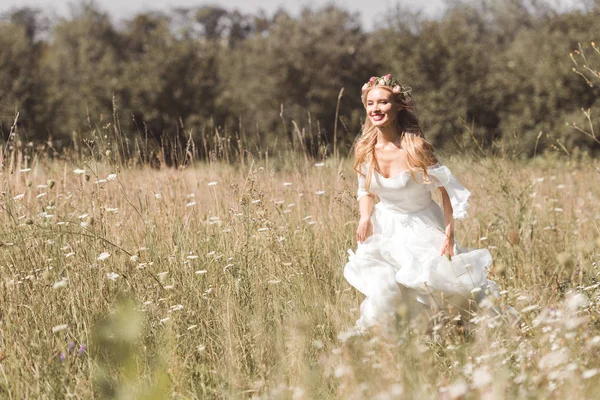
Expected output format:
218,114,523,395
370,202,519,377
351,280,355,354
371,114,385,122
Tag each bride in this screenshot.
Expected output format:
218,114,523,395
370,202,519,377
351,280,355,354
344,74,497,332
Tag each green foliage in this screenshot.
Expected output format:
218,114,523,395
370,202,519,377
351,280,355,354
1,0,600,157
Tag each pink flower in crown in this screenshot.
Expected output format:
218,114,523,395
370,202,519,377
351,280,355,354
369,77,376,84
384,74,392,80
392,85,401,94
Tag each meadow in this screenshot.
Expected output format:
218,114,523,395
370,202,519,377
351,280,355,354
0,139,599,399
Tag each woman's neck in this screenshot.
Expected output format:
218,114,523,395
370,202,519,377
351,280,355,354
375,125,402,146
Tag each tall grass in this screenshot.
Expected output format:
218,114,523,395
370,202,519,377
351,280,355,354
0,121,599,398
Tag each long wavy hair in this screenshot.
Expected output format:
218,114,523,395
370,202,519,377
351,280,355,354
353,86,437,194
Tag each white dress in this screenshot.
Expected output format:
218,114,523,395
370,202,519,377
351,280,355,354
344,162,496,331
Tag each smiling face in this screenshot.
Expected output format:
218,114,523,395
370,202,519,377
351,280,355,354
365,87,400,128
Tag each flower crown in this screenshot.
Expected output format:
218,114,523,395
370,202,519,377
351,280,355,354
361,74,412,100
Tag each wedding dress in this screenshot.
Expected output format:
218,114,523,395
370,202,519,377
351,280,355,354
344,162,497,331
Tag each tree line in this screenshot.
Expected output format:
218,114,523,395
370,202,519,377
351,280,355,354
1,0,599,160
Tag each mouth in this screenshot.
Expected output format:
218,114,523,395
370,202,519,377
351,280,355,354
371,113,385,122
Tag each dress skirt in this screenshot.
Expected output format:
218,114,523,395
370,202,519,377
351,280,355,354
344,200,495,331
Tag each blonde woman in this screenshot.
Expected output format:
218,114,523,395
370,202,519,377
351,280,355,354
344,74,496,332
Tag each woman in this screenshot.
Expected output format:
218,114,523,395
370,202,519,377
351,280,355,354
344,74,496,332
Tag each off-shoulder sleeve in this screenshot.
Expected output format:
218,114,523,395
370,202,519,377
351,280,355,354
426,163,471,220
357,164,369,201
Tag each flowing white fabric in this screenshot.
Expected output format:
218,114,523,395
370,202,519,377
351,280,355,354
345,163,496,331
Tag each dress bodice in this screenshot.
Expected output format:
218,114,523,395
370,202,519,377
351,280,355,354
357,163,471,219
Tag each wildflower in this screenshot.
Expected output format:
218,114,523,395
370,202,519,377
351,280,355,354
73,169,85,175
186,201,196,207
283,182,292,187
52,324,68,333
520,304,539,313
59,353,66,362
447,380,468,399
583,369,598,379
539,349,568,370
315,190,325,195
95,179,107,184
334,364,351,378
314,162,325,167
106,272,119,281
292,387,305,400
159,317,170,324
471,367,492,389
157,271,169,280
208,181,218,186
258,227,269,232
252,199,261,204
13,194,24,200
337,328,360,342
53,279,68,289
20,168,31,173
155,193,162,199
97,252,111,261
107,173,117,181
565,292,588,311
68,342,75,352
78,344,86,355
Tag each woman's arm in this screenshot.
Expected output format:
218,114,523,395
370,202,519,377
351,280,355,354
438,186,455,257
356,194,374,243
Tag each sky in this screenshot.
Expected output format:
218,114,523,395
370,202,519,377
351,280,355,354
0,0,585,31
0,0,448,31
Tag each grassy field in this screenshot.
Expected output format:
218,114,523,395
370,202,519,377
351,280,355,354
0,144,599,399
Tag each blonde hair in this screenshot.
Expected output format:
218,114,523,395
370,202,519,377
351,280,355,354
353,86,437,193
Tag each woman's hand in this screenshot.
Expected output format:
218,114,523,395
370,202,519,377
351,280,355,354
439,232,455,259
356,217,373,244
